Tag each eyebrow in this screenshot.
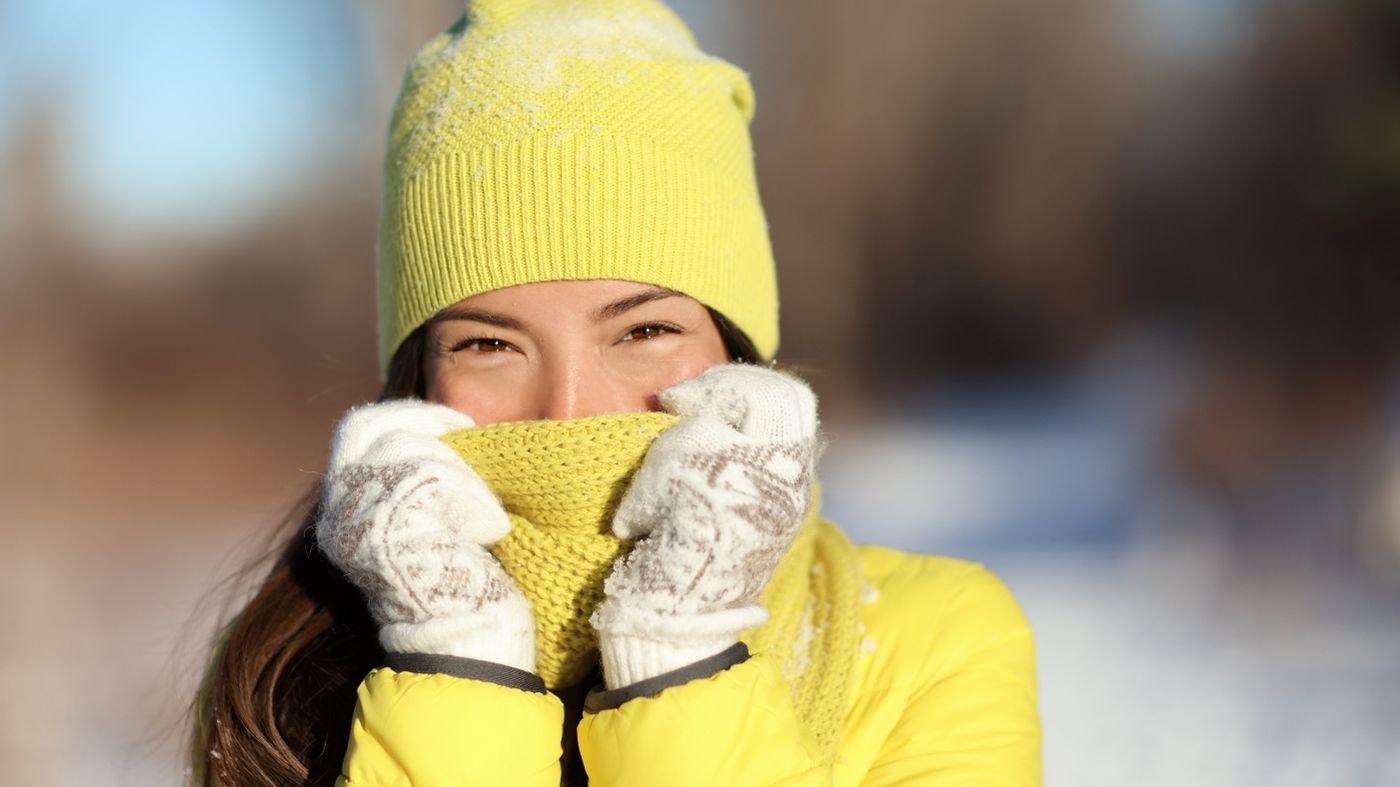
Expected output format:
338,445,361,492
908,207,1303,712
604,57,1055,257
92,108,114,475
431,287,681,331
431,306,526,331
591,287,680,322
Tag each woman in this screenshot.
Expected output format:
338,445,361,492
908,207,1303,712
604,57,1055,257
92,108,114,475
193,1,1041,785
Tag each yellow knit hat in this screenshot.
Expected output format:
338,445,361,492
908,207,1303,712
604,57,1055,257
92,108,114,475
376,0,778,374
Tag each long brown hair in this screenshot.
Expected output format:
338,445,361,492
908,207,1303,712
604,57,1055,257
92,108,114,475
190,308,758,786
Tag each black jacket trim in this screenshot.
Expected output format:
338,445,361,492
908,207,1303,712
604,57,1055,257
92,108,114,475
383,652,547,694
583,642,750,713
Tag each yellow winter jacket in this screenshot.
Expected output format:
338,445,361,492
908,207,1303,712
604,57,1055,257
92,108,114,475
337,544,1041,786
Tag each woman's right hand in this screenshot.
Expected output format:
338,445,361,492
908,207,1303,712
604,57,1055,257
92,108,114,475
315,399,537,673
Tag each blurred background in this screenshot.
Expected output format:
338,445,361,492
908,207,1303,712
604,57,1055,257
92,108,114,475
2,0,1398,783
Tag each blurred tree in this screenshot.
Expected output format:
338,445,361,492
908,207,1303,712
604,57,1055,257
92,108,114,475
1122,0,1400,568
740,0,1138,401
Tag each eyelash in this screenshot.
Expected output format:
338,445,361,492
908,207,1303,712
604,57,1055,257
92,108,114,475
445,322,682,354
621,322,683,342
447,334,512,354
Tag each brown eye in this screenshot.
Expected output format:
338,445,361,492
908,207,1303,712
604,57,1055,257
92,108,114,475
451,337,514,353
622,323,680,342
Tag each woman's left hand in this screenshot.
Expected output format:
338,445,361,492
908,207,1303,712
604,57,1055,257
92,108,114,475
590,363,820,689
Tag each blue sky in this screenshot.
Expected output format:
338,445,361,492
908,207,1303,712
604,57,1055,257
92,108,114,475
0,0,1250,250
0,0,365,243
1136,0,1259,58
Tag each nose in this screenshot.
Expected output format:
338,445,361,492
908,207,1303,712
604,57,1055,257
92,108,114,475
534,354,630,420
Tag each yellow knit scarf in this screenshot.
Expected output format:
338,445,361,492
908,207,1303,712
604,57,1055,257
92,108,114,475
442,412,860,761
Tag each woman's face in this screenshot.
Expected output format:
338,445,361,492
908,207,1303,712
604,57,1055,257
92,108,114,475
423,280,730,424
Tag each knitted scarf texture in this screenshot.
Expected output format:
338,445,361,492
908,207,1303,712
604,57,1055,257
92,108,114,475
442,411,861,761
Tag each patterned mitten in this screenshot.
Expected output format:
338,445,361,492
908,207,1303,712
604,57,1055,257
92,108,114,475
316,399,537,672
591,364,820,689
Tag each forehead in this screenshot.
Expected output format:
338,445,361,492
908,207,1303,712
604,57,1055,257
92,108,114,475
446,280,691,314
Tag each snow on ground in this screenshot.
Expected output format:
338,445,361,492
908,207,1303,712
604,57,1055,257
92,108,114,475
819,351,1400,786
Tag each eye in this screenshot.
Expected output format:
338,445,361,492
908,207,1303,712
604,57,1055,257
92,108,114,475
449,337,515,353
620,322,681,342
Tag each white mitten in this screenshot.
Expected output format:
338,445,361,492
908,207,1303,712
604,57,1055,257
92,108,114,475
591,364,820,689
316,399,537,672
